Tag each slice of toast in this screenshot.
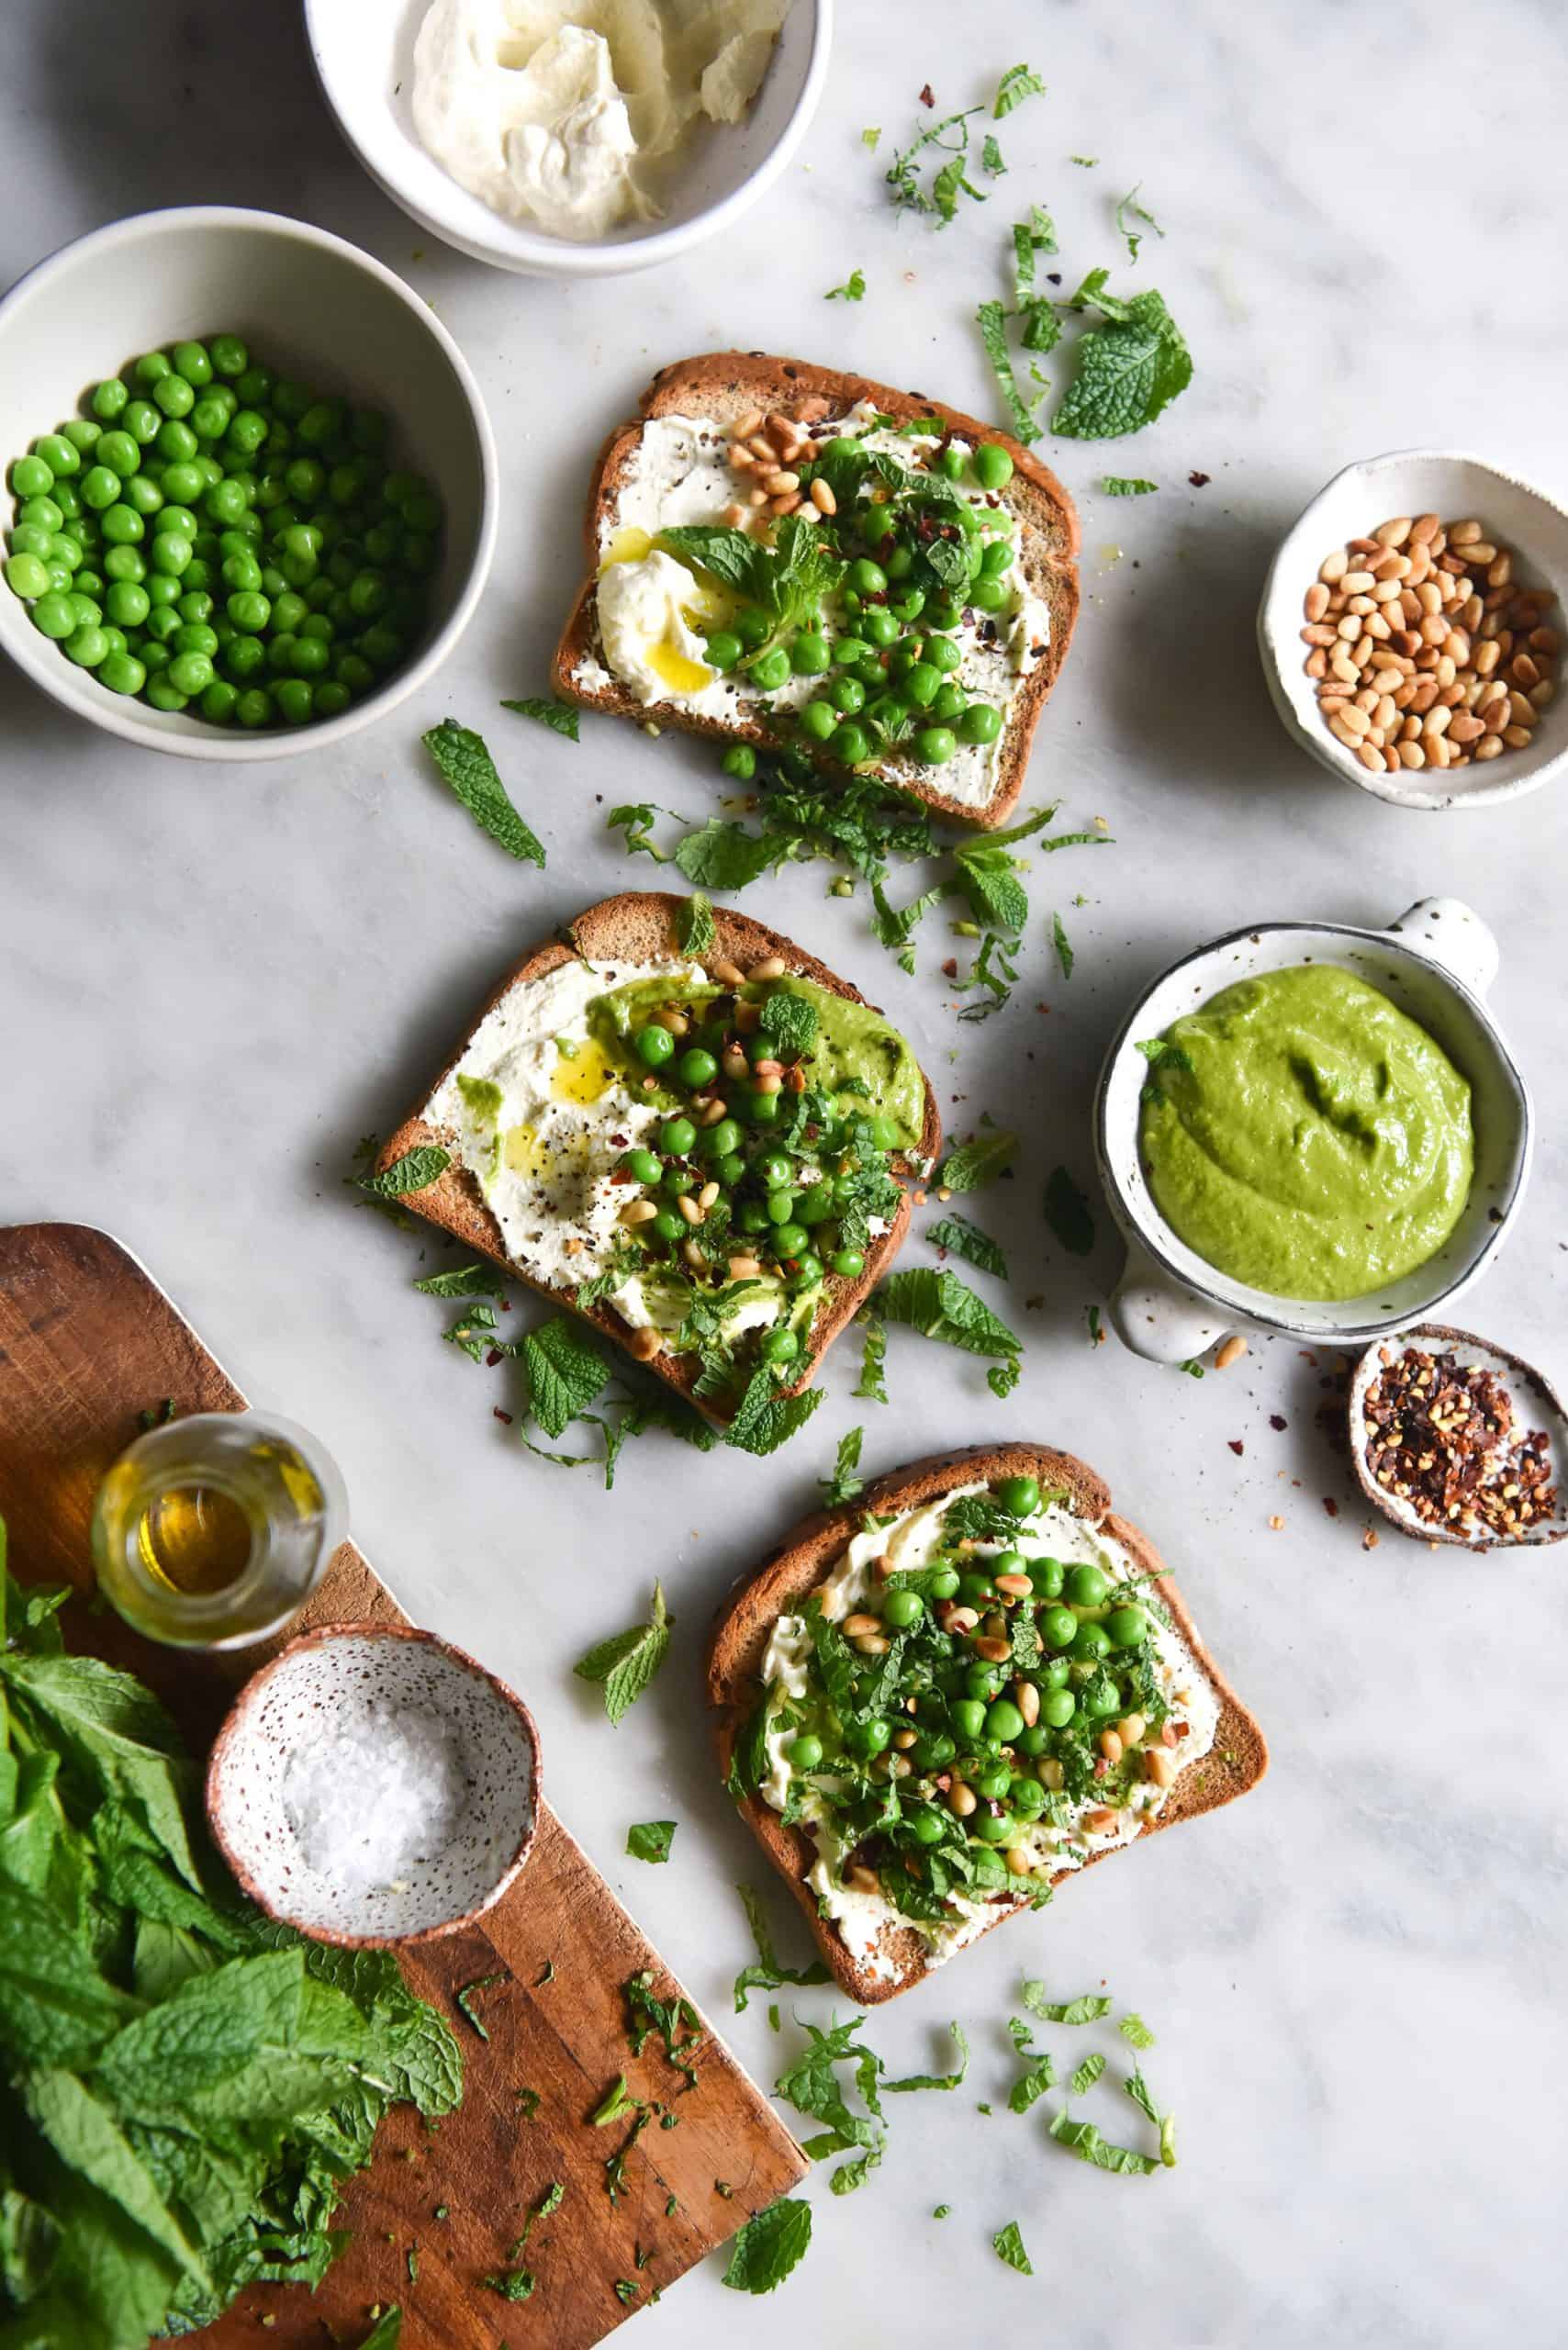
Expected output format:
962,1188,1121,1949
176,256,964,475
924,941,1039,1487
552,351,1081,831
707,1443,1268,2004
375,891,941,1429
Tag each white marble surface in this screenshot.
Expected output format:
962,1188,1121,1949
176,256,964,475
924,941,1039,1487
4,5,1567,2344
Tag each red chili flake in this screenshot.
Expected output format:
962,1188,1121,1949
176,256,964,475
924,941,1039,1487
1360,1343,1557,1540
1189,470,1211,487
1227,1440,1244,1457
942,957,958,979
493,1407,513,1425
1269,1413,1287,1431
1092,1755,1109,1779
486,1348,504,1368
1322,1496,1339,1517
919,83,935,106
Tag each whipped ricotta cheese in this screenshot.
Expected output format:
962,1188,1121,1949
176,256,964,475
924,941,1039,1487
755,1483,1220,1982
411,0,788,241
425,955,790,1339
579,402,1051,810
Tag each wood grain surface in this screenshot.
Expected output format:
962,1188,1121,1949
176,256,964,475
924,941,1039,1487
0,1222,804,2350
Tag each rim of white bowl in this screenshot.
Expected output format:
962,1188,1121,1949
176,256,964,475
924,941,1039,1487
0,204,498,763
1093,915,1534,1343
302,0,834,279
1257,445,1568,812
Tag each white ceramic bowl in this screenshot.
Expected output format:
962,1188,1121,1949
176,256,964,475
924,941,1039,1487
207,1621,540,1945
1257,449,1568,811
0,207,497,762
1094,896,1532,1363
305,0,832,278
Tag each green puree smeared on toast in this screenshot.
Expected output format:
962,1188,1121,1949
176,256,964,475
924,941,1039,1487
1138,964,1474,1302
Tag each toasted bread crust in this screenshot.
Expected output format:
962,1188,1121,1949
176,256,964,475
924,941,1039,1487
706,1443,1269,2004
551,352,1081,830
375,892,941,1428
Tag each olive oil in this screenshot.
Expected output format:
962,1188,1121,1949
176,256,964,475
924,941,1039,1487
93,1412,348,1651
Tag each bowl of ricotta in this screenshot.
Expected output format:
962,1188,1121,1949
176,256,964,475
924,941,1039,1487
306,0,832,277
1094,896,1533,1363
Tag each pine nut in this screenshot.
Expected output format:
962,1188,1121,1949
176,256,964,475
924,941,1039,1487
652,1006,689,1035
1447,713,1484,744
677,1194,703,1225
1215,1333,1249,1369
1531,678,1556,708
711,957,745,985
746,487,768,507
1512,652,1541,687
1084,1808,1118,1834
1530,626,1560,654
994,1572,1033,1598
1428,733,1450,769
1410,511,1441,544
1320,550,1349,583
1449,518,1483,543
620,1199,658,1225
1117,1712,1148,1747
947,1780,977,1818
940,1605,980,1636
810,477,836,515
730,408,764,439
1302,623,1336,646
1004,1846,1034,1877
770,493,801,516
1475,733,1504,760
891,1728,918,1751
1039,1757,1065,1792
1358,744,1385,773
734,999,760,1032
682,1239,706,1272
1507,690,1536,727
749,956,787,980
1014,1680,1040,1728
973,1637,1012,1663
627,1326,664,1361
846,1863,880,1894
754,1072,783,1095
853,1633,890,1656
1398,740,1425,770
697,1181,720,1213
1473,639,1500,676
728,1255,762,1280
1424,705,1452,738
1145,1748,1177,1788
1341,569,1375,593
1373,516,1412,547
1305,581,1330,621
1503,725,1533,747
1305,650,1327,678
842,1612,881,1638
1099,1729,1124,1764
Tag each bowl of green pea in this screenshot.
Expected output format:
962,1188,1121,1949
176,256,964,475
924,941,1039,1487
0,206,497,759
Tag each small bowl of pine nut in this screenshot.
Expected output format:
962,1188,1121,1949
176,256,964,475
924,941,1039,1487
1258,450,1568,810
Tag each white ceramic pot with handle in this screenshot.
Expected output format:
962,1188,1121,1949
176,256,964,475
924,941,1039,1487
1093,898,1532,1363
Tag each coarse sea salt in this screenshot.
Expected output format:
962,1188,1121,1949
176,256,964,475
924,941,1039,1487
281,1696,471,1894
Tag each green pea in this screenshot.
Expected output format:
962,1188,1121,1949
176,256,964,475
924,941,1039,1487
63,624,107,667
972,1808,1014,1844
792,1250,823,1284
965,1660,1005,1700
732,605,769,649
721,744,757,781
152,375,194,420
74,572,105,603
973,442,1014,490
980,536,1014,576
1066,1561,1109,1608
950,1697,987,1744
926,595,963,631
233,686,272,727
700,1118,744,1161
957,1571,993,1607
998,1474,1040,1517
748,646,790,692
902,661,941,709
30,591,75,638
289,635,329,676
659,1115,697,1157
759,1326,801,1364
716,1150,746,1186
622,1147,664,1186
736,1200,770,1234
144,675,188,711
1011,1775,1047,1817
929,1566,960,1600
1072,1622,1113,1662
91,378,129,421
1040,1688,1076,1730
105,580,150,627
883,1589,924,1629
1029,1558,1064,1599
881,540,913,576
1041,1605,1078,1651
847,1716,892,1757
1044,1656,1072,1690
746,1088,780,1125
8,524,53,561
150,532,192,575
915,726,957,765
908,1804,946,1845
272,589,308,633
790,629,830,674
33,433,78,478
146,604,180,643
634,1023,676,1069
968,575,1006,613
959,702,1002,745
334,650,374,692
92,431,136,481
891,587,925,621
764,1189,797,1228
1086,1678,1122,1718
799,698,836,742
646,1209,679,1245
704,628,742,673
931,684,967,722
829,674,866,715
832,635,870,667
313,680,351,718
987,1699,1026,1744
63,420,102,458
672,1046,715,1091
847,557,887,597
829,721,869,765
99,651,147,696
1015,1723,1050,1757
787,1733,823,1771
358,623,403,669
770,1222,808,1259
939,443,968,481
121,474,163,518
165,651,211,695
4,552,50,599
1105,1605,1148,1649
209,334,248,379
272,676,311,723
17,495,64,534
974,1761,1012,1799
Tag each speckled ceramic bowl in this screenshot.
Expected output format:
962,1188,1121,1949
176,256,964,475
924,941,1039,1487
1095,896,1533,1364
207,1621,540,1946
1348,1322,1568,1550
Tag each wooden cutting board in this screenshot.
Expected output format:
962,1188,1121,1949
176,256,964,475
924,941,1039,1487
0,1222,805,2348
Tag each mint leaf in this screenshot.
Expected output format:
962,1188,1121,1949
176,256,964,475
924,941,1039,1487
992,2219,1034,2273
444,1302,498,1361
1051,910,1074,979
1044,1166,1096,1257
1022,1985,1112,2025
499,695,579,742
993,63,1045,116
721,2198,812,2294
1049,2110,1160,2175
573,1583,673,1726
878,1268,1023,1381
976,299,1040,444
926,1213,1007,1280
1070,2052,1107,2096
1053,289,1193,441
825,269,866,301
732,1884,829,2014
725,1365,824,1456
608,800,678,862
358,1145,449,1200
672,818,779,893
1115,184,1165,264
981,134,1005,175
937,1128,1017,1192
422,720,546,866
413,1262,508,1298
626,1820,675,1865
521,1315,612,1439
1119,2011,1158,2049
820,1426,865,1508
1103,476,1158,495
759,990,817,1058
677,892,715,956
886,2020,969,2093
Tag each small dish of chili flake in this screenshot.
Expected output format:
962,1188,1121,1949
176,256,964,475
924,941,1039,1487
1349,1324,1565,1550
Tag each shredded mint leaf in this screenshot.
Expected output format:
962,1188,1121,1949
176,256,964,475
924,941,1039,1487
1049,2110,1160,2175
1070,2052,1107,2096
977,298,1040,444
521,1315,612,1439
886,2021,969,2093
993,63,1046,117
721,2199,812,2294
573,1583,673,1726
677,891,716,955
1044,1166,1096,1257
444,1302,498,1361
992,2219,1034,2273
413,1262,508,1298
1022,1984,1112,2025
358,1145,449,1199
609,800,679,862
672,818,780,893
1103,476,1158,495
360,2314,403,2347
422,719,546,867
725,1365,824,1457
1115,183,1165,264
1053,288,1193,442
825,268,866,301
1119,2011,1158,2049
926,1212,1008,1281
937,1128,1017,1192
981,134,1006,176
1051,910,1074,979
626,1820,676,1865
862,126,880,150
820,1426,866,1508
499,694,579,742
854,1309,889,1404
732,1885,829,2013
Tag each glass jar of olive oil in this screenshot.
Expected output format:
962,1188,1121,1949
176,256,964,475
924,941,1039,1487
91,1412,348,1650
